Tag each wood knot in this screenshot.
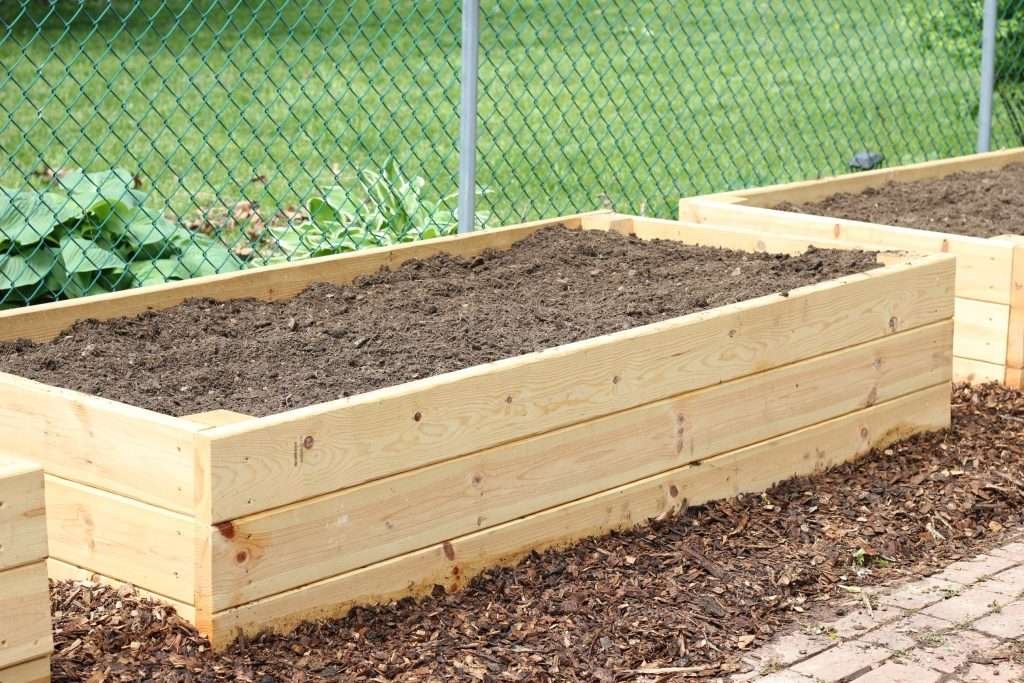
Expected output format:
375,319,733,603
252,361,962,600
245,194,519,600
215,521,236,540
303,435,314,449
442,541,455,561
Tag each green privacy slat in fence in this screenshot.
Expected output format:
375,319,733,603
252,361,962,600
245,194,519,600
0,0,1006,307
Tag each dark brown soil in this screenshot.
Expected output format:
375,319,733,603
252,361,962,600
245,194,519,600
777,162,1024,238
50,384,1024,682
0,227,876,417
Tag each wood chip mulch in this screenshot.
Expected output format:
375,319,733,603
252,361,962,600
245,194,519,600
50,383,1024,682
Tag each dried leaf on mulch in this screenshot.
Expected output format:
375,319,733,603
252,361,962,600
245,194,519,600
51,384,1024,682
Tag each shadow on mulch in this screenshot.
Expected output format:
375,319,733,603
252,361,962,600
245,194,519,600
51,384,1024,682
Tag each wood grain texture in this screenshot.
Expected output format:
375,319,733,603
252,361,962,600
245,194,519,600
0,456,46,570
0,373,200,514
0,657,50,683
0,562,52,670
44,476,196,604
203,254,955,522
0,213,600,344
678,198,1014,305
953,298,1011,366
207,320,951,610
1006,240,1024,370
206,383,950,648
953,357,1007,385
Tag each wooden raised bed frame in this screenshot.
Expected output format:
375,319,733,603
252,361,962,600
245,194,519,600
0,455,51,683
0,211,955,649
679,147,1024,388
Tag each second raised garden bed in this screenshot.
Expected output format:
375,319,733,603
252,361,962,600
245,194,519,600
0,212,954,648
679,147,1024,388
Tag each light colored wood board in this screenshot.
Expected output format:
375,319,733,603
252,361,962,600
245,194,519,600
1008,243,1024,369
44,476,196,604
0,456,46,570
627,215,899,255
207,383,951,647
953,298,1011,366
1006,366,1024,389
181,410,254,429
677,199,1014,305
0,373,200,514
0,657,50,683
0,562,52,670
46,558,196,623
208,321,951,610
952,356,1006,385
0,213,601,344
698,148,1024,208
203,254,955,522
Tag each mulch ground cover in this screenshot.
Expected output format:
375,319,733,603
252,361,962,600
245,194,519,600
50,383,1024,682
0,227,875,417
776,162,1024,238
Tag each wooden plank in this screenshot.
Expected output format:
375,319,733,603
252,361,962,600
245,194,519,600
0,657,50,683
207,383,951,647
0,562,52,670
181,410,254,429
0,456,46,571
624,215,898,255
207,320,951,610
44,475,196,604
953,357,1006,385
1006,240,1024,369
46,558,196,623
706,147,1024,208
0,373,200,514
953,298,1011,366
1006,366,1024,389
202,254,955,522
0,213,601,343
678,198,1014,305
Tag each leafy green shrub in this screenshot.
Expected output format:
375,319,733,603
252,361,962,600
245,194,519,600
0,169,244,307
268,158,489,262
908,0,1024,142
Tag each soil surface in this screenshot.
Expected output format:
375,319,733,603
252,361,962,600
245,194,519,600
777,162,1024,238
50,384,1024,682
0,227,876,417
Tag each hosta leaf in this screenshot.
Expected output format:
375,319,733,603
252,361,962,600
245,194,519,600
61,270,131,299
178,236,243,276
60,235,127,274
58,169,142,213
0,189,81,246
0,248,59,289
128,258,189,286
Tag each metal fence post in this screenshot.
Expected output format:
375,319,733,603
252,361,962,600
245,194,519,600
978,0,998,152
457,0,481,234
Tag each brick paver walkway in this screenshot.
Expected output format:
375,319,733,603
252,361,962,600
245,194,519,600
733,540,1024,682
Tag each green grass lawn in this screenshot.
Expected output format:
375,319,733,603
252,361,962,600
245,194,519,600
0,0,987,226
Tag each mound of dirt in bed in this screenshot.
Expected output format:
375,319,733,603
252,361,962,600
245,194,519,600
777,162,1024,238
0,227,877,417
49,384,1024,681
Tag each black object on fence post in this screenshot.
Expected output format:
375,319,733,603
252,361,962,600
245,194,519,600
978,0,998,152
457,0,481,234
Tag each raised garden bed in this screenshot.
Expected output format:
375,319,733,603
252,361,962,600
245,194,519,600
0,455,51,683
679,147,1024,388
0,211,955,648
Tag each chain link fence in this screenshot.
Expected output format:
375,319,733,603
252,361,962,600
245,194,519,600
0,0,1014,307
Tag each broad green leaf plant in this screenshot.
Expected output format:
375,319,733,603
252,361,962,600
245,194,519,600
268,158,489,262
0,169,243,307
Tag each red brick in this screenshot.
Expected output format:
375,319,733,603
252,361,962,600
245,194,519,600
879,577,962,611
934,555,1019,585
960,660,1024,683
921,586,1010,623
858,613,948,651
791,642,891,682
988,541,1024,561
901,629,999,674
825,603,901,640
752,671,816,683
852,661,943,683
973,600,1024,639
746,631,835,669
